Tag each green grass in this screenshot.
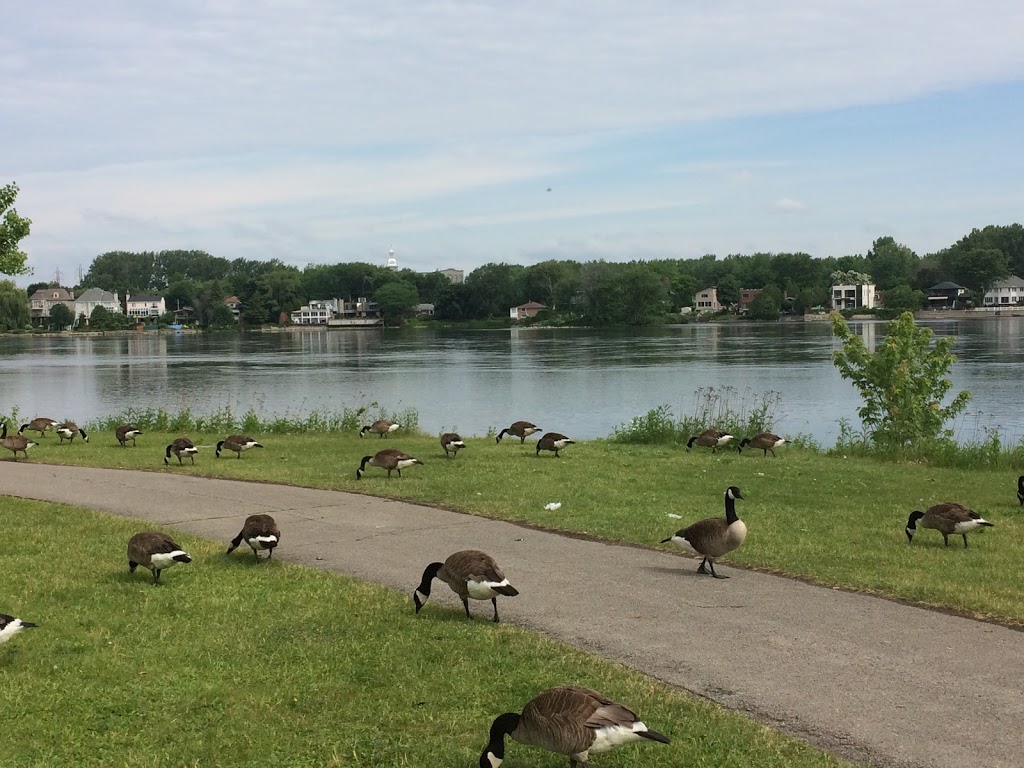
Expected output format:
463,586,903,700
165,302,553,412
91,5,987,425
1,498,854,768
12,429,1024,624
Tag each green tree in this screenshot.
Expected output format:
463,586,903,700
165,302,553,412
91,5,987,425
831,312,971,446
49,301,73,330
373,281,420,323
946,247,1009,299
82,251,157,298
866,237,918,290
882,284,925,313
0,280,29,329
1,182,32,276
206,301,237,329
716,274,741,307
618,263,668,325
89,305,127,331
748,286,783,321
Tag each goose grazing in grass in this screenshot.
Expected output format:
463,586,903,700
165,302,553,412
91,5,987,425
1018,476,1023,507
686,428,734,453
0,612,38,646
738,432,787,457
661,486,746,579
440,432,466,458
413,550,519,622
905,503,994,548
496,420,541,444
356,448,422,479
226,514,280,562
19,417,59,438
359,419,400,438
536,432,575,458
216,434,264,459
116,424,142,447
479,685,669,768
56,421,89,444
128,532,192,585
164,437,198,465
1,422,37,461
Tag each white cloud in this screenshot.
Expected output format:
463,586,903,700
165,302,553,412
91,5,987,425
772,197,808,214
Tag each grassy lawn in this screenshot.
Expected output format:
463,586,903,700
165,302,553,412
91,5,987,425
12,429,1024,624
0,498,855,768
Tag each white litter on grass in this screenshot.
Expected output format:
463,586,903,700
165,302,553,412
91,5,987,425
666,513,682,519
544,502,562,511
756,472,765,477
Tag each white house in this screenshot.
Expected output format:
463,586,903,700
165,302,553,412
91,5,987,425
126,294,167,319
74,288,121,323
694,287,722,312
983,275,1024,306
437,268,464,284
291,300,338,325
831,283,877,311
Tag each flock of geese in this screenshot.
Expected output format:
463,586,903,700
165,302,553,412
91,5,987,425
1,417,1007,766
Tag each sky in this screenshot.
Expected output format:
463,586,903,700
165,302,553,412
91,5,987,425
3,0,1024,286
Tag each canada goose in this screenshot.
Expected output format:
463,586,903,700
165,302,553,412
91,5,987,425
660,486,746,579
738,432,788,457
536,432,575,458
479,685,669,768
116,424,142,447
0,612,38,646
128,532,192,585
496,421,541,444
216,434,264,458
1017,476,1023,507
1,422,37,460
686,428,734,453
356,448,423,479
164,437,198,465
905,503,994,548
226,514,280,562
19,417,59,438
441,432,466,458
413,550,519,622
56,421,89,444
359,419,400,438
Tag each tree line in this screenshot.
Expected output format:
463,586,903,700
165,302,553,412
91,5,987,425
4,221,1023,331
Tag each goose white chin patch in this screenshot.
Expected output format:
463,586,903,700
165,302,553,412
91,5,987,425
484,751,502,768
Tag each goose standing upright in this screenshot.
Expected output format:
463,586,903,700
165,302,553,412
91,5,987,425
226,514,280,562
660,486,746,579
56,421,89,444
686,428,734,453
1,422,37,460
413,550,519,622
479,685,669,768
440,432,466,458
737,432,787,457
905,503,994,548
496,421,541,444
216,434,264,458
0,612,38,646
359,419,400,438
356,448,422,479
128,532,192,585
164,437,198,465
116,424,142,447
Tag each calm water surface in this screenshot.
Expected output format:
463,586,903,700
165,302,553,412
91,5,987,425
1,319,1021,446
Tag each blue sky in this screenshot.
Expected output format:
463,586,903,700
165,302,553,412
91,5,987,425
4,0,1024,285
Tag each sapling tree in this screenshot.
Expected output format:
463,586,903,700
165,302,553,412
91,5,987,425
831,311,971,446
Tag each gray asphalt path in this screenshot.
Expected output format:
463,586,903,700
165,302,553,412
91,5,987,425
2,463,1021,768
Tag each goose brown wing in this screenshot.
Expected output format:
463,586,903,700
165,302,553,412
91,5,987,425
927,502,973,522
518,686,601,754
242,514,279,538
128,532,180,562
677,516,728,541
447,550,504,582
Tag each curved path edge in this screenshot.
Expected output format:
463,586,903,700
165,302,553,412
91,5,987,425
2,463,1022,768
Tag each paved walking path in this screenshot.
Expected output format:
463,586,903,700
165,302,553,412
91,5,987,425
2,463,1021,768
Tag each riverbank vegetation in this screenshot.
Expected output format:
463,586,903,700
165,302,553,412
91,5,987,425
7,223,1020,331
1,497,851,768
10,427,1022,626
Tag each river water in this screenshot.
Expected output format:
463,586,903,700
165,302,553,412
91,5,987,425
1,318,1021,446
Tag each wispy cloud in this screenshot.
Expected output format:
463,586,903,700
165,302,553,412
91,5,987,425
771,197,808,214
